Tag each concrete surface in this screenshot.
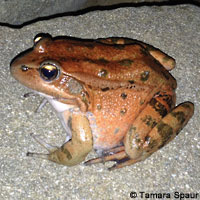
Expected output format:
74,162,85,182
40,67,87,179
0,4,199,200
1,0,199,26
0,0,87,25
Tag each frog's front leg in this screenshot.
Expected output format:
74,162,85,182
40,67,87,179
85,99,194,170
27,112,93,166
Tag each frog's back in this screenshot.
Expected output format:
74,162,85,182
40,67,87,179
49,38,177,90
19,35,176,90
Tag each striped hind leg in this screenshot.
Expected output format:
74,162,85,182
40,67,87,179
85,99,194,170
123,102,194,165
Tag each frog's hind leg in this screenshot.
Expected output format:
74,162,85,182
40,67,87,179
85,102,194,170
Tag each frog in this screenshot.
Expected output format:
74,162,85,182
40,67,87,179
10,33,194,170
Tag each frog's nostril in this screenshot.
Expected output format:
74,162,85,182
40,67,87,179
21,65,29,71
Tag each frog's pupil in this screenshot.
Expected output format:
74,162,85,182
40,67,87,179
43,67,56,78
40,65,58,81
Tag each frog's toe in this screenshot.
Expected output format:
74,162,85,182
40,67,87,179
84,150,126,168
108,158,139,171
30,133,58,152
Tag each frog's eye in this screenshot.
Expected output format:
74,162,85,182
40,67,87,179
33,33,52,45
39,61,60,82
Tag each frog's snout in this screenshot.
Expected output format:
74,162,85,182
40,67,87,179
10,56,21,78
10,47,33,75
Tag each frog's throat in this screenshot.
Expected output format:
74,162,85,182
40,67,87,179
35,91,76,113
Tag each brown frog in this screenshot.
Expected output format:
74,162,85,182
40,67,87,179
10,34,194,170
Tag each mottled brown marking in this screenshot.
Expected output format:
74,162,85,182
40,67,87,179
157,92,173,108
141,115,157,128
140,71,150,82
140,100,145,105
121,93,127,99
98,58,109,64
61,145,72,160
101,87,109,92
129,85,136,89
140,48,148,56
161,70,170,80
150,98,167,117
119,59,133,67
31,58,37,62
71,57,79,62
157,122,173,148
81,93,89,105
163,56,171,63
145,44,155,52
171,111,186,125
182,103,192,109
135,133,141,144
144,136,151,143
128,126,136,135
146,139,158,151
120,108,127,115
85,59,95,64
114,128,120,134
97,104,101,110
128,80,135,84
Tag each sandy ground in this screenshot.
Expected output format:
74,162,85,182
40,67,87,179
0,5,199,200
